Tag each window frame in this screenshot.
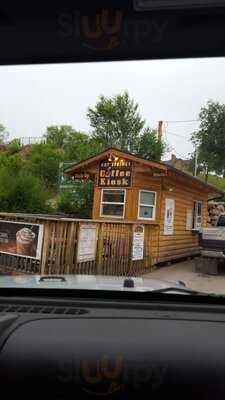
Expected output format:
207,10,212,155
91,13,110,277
100,188,126,219
193,200,203,230
138,190,157,221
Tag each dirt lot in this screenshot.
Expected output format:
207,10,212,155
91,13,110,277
144,258,225,295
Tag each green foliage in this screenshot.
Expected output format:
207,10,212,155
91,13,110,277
57,182,94,218
44,125,74,148
0,153,24,172
63,131,101,162
87,91,166,160
191,100,225,177
0,167,51,213
198,174,225,192
44,127,104,166
135,128,167,161
6,139,21,155
87,91,145,152
28,143,63,190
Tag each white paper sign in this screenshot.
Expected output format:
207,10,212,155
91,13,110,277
132,224,145,261
77,224,98,262
164,198,175,235
186,209,193,231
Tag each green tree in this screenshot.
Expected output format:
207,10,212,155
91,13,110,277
191,100,225,180
57,182,94,218
135,128,167,161
6,139,21,155
87,91,145,152
44,125,74,148
64,131,91,162
87,91,166,160
0,167,51,213
0,153,24,172
28,143,63,190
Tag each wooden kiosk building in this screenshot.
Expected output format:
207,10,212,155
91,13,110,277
0,147,223,276
65,147,223,267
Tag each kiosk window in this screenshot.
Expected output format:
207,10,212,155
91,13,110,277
101,189,125,218
138,191,156,220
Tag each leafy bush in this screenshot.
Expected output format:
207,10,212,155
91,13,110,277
28,143,63,190
0,167,52,214
57,182,94,218
7,139,21,155
0,153,24,172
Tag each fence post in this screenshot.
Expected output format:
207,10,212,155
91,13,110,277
96,223,104,275
128,224,134,276
40,223,50,275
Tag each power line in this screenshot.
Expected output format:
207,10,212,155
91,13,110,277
165,119,200,124
172,148,188,159
166,131,191,139
164,123,190,159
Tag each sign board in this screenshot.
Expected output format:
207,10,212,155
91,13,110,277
164,198,175,235
59,162,90,191
132,224,145,261
0,220,43,260
72,173,90,182
98,158,132,187
59,162,77,189
77,224,98,263
186,209,193,231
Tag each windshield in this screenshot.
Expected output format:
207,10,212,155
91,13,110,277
0,58,225,295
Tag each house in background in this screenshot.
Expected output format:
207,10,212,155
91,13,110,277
164,154,190,172
65,148,223,264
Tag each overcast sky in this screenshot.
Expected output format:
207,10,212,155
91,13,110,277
0,57,225,160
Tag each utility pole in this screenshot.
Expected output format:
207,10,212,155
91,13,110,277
194,147,198,177
158,121,163,142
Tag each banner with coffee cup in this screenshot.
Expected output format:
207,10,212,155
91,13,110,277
0,221,43,260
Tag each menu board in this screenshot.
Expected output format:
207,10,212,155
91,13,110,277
132,224,145,261
77,224,98,263
98,158,132,187
164,198,175,235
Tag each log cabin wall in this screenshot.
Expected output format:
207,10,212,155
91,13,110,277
157,171,208,263
92,162,162,266
92,163,163,266
92,162,162,222
92,163,209,264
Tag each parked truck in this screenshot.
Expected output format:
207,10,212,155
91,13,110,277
195,214,225,275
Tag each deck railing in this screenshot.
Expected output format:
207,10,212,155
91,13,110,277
0,213,159,276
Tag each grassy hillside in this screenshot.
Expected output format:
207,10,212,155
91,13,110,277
198,174,225,193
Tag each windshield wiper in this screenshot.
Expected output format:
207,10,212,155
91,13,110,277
149,287,206,295
148,287,225,297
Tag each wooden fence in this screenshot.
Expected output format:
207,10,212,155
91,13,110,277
0,213,159,276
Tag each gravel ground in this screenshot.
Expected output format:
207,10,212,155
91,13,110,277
144,259,225,295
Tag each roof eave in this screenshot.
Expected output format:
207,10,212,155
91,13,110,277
64,147,167,175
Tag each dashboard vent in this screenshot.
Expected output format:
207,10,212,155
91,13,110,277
0,304,88,316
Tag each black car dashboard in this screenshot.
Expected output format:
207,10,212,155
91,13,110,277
0,290,225,399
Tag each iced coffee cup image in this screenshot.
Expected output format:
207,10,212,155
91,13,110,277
16,228,36,256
